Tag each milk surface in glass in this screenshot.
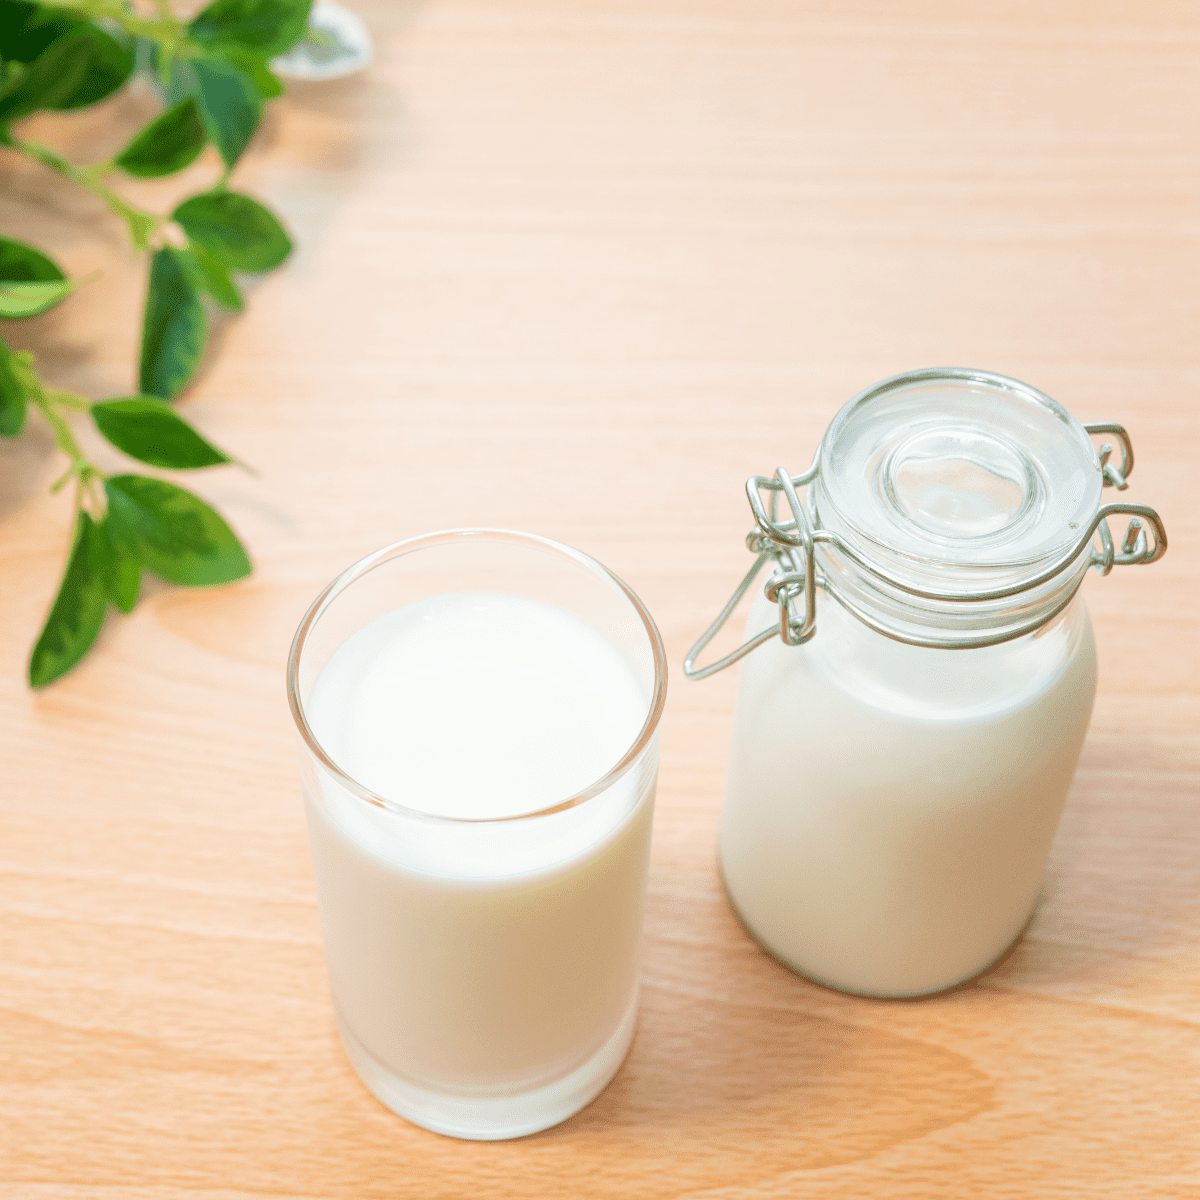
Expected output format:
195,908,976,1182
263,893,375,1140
298,580,659,1140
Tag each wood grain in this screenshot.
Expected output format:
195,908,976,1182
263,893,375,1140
2,2,1198,1195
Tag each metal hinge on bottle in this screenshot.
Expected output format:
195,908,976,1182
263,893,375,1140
684,423,1167,680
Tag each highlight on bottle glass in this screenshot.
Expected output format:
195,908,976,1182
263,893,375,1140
287,529,667,1141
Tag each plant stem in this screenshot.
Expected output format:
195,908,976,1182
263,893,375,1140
11,140,160,250
32,392,90,473
47,389,95,414
40,0,186,54
13,353,106,509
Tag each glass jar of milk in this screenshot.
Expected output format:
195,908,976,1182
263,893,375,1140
289,530,666,1139
687,368,1167,998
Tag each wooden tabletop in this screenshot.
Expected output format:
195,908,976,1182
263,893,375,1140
3,2,1198,1195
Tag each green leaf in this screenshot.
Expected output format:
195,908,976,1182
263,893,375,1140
0,28,93,124
150,42,280,125
105,474,251,587
173,190,291,272
92,396,233,470
0,277,73,318
226,50,284,100
139,247,206,400
114,98,206,178
28,510,109,688
187,54,261,169
180,243,243,311
189,0,313,60
0,1,79,65
49,24,133,110
0,336,26,436
148,42,193,107
0,25,132,125
97,513,140,612
0,230,74,316
0,236,64,283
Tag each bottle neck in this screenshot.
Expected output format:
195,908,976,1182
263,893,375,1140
807,478,1094,649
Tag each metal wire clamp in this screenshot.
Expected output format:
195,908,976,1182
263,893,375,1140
683,423,1167,681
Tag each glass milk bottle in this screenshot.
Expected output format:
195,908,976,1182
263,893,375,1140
686,368,1167,998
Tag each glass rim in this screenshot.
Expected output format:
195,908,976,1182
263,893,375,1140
828,366,1082,438
286,528,669,824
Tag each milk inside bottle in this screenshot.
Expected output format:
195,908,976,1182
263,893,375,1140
688,368,1167,997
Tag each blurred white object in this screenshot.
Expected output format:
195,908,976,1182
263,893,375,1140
272,2,373,81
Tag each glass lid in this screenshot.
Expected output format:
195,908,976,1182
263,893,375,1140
818,368,1104,571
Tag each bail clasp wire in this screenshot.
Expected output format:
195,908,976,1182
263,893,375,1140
683,422,1167,681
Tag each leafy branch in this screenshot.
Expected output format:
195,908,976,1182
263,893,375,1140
1,0,311,686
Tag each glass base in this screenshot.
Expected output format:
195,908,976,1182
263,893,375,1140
335,993,638,1140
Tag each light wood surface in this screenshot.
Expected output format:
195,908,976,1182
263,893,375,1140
2,2,1198,1195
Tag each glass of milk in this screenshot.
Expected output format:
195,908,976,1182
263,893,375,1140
688,368,1167,998
287,530,667,1140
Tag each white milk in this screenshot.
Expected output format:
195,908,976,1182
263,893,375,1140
720,588,1097,997
302,593,655,1137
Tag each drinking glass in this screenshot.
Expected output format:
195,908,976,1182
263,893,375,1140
288,529,667,1139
